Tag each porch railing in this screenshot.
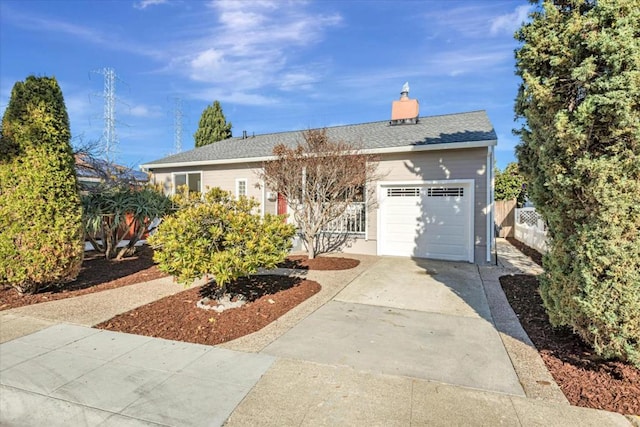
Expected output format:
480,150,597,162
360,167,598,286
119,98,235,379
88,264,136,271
321,203,366,234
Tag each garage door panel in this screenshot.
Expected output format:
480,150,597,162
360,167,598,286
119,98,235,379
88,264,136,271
384,237,419,254
426,246,467,258
380,184,472,262
425,200,464,212
423,225,467,239
384,204,421,213
423,217,466,227
426,206,464,217
385,223,422,234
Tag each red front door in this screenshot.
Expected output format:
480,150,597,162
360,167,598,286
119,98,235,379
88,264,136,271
277,193,287,220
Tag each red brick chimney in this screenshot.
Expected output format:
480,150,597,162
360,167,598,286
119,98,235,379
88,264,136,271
390,82,419,125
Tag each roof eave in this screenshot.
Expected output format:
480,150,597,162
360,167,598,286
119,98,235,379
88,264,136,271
141,155,276,170
363,138,497,156
140,139,497,171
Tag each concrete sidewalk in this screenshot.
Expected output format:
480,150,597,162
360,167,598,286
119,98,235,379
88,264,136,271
226,358,628,427
0,246,634,426
1,324,275,426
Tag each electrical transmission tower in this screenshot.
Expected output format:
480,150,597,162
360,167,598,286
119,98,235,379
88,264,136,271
173,97,184,153
91,67,120,162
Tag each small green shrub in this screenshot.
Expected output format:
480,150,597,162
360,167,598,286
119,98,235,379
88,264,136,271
148,188,295,291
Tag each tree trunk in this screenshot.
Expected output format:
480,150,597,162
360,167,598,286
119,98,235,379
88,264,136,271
115,224,146,260
86,234,103,253
308,235,316,259
103,217,115,260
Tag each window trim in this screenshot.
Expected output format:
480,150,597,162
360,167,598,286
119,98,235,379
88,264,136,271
235,178,248,198
171,171,203,195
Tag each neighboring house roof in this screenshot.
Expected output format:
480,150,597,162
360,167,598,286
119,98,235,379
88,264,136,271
141,110,497,169
76,155,149,182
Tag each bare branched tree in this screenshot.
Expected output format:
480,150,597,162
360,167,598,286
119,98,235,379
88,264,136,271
260,129,382,259
72,140,148,193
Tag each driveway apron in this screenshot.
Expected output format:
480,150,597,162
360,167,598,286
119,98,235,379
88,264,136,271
262,257,525,396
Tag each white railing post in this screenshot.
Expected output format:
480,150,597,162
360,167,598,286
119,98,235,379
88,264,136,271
321,202,366,234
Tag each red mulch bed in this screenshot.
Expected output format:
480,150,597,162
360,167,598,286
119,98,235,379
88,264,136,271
96,275,321,345
278,255,360,270
2,250,352,346
0,249,359,312
0,245,167,311
500,273,640,415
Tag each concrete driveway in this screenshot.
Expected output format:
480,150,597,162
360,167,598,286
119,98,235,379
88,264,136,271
262,257,524,395
2,249,632,426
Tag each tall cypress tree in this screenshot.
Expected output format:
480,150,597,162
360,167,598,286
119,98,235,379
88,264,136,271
193,100,232,147
0,76,84,294
515,0,640,366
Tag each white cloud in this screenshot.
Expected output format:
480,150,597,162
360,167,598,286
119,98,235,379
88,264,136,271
2,5,163,58
279,72,318,91
424,3,532,39
189,49,225,80
128,104,162,117
207,0,279,12
425,5,500,38
64,93,93,118
169,1,342,104
427,48,512,77
134,0,169,10
217,9,266,29
191,88,277,106
490,5,533,36
330,44,512,96
11,12,103,43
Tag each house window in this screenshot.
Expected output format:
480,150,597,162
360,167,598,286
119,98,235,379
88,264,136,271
173,172,201,194
236,178,247,198
427,187,464,197
387,187,420,197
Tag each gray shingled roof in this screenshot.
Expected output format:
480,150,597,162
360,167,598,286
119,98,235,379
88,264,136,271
143,110,496,168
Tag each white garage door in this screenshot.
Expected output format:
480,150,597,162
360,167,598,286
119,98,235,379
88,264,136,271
379,183,473,262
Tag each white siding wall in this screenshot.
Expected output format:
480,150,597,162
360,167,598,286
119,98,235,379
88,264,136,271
150,163,276,216
374,147,489,262
148,146,490,262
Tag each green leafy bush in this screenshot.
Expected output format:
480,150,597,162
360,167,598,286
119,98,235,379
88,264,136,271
515,1,640,366
148,188,295,292
0,76,84,294
494,162,527,206
82,186,172,260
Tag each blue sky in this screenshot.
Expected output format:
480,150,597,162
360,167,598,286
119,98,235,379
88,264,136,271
0,0,531,170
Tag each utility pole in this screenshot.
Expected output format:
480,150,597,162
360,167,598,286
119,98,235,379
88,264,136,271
91,67,121,163
173,97,183,153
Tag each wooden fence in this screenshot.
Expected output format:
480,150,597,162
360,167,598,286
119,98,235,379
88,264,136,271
495,199,517,237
